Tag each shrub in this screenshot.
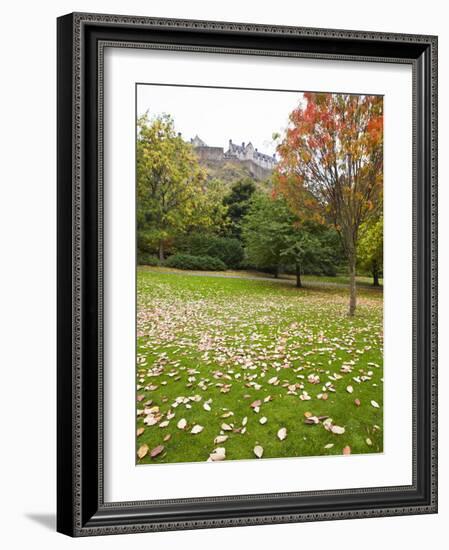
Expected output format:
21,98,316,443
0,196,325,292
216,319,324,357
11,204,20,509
137,252,161,266
164,253,226,271
174,233,244,268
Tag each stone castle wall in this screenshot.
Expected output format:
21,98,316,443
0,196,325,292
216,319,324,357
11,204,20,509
194,146,224,162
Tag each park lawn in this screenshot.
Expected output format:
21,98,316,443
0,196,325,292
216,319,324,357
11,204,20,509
145,264,382,287
136,268,383,464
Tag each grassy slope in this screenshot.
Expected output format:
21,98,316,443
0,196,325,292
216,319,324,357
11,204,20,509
136,269,383,464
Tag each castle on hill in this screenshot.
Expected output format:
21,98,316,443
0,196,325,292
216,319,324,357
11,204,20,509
190,135,277,180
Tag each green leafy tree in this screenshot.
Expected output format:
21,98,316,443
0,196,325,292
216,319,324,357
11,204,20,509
223,178,256,239
137,113,207,260
243,194,340,282
242,194,292,277
358,217,383,286
281,231,323,288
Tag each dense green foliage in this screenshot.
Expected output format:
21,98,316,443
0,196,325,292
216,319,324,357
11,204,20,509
137,253,161,267
222,178,256,239
174,233,244,268
242,193,343,281
164,253,227,271
358,217,383,286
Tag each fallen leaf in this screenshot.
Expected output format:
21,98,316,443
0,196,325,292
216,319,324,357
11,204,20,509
254,445,264,458
242,416,248,426
159,420,169,428
259,416,267,425
250,400,262,409
177,418,187,430
323,418,333,431
346,385,353,394
191,424,204,434
304,411,313,418
354,398,361,407
150,444,164,458
137,444,149,459
209,447,226,461
163,434,171,442
304,416,320,425
136,427,145,437
324,443,334,449
331,425,345,435
342,446,351,455
214,435,228,444
221,423,232,431
366,438,373,446
371,400,380,408
203,402,211,412
277,427,287,441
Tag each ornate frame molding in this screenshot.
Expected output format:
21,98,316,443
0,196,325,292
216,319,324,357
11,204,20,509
57,12,437,537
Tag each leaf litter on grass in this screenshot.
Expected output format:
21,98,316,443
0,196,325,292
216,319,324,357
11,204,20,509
135,269,384,464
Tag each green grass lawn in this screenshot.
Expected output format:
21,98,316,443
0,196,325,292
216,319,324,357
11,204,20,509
136,268,383,464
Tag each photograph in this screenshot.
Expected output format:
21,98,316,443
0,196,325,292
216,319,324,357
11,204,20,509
135,84,384,465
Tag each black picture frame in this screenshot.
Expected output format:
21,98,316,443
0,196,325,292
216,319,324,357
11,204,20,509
57,12,438,537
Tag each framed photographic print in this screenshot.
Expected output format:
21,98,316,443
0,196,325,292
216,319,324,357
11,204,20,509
57,12,438,536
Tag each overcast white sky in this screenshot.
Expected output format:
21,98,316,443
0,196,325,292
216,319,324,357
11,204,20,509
137,84,304,157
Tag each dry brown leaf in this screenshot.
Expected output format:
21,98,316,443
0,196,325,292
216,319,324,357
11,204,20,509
143,415,158,426
177,418,187,430
342,446,351,455
209,447,226,461
150,444,164,458
277,427,287,441
137,444,149,459
331,425,345,435
254,445,264,458
191,424,204,434
136,427,145,437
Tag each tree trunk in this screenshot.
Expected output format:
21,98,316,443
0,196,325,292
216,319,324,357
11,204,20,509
348,255,357,316
295,262,302,288
373,270,380,287
158,240,165,262
273,265,279,279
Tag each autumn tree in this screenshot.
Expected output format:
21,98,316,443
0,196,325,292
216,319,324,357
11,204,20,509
137,113,207,261
275,93,383,315
358,216,383,287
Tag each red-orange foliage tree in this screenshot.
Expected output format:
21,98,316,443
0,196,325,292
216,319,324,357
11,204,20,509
275,93,383,315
